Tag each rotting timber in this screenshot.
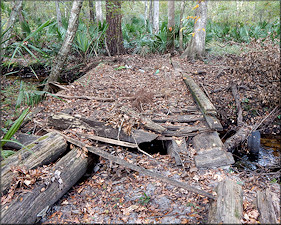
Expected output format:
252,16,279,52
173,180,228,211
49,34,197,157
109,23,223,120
1,58,239,224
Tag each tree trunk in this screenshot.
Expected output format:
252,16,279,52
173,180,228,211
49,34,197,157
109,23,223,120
148,0,153,27
105,0,125,56
1,0,23,56
144,0,148,24
88,0,95,23
179,0,186,52
44,0,83,92
55,0,63,28
153,0,159,34
182,0,208,59
95,0,103,24
167,0,175,52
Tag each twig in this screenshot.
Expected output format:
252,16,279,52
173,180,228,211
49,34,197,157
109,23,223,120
117,117,124,141
131,134,153,158
50,93,114,102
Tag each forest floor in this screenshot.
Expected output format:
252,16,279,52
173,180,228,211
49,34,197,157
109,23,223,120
1,43,280,223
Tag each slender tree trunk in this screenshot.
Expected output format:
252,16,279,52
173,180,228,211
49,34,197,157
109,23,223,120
105,0,125,56
1,0,23,56
56,0,63,28
179,0,186,52
44,0,83,92
153,0,159,34
167,0,175,52
144,0,148,24
182,0,208,59
88,0,95,23
148,0,153,27
96,0,103,24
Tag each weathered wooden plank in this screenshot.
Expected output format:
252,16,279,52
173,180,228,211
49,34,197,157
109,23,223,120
256,188,280,224
121,106,166,133
192,132,235,168
182,74,217,116
204,114,223,131
162,126,210,136
1,132,67,195
208,179,243,224
1,147,95,224
152,114,204,123
48,113,158,144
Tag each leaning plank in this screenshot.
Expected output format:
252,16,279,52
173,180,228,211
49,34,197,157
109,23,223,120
182,74,217,116
121,106,166,133
256,188,280,224
231,83,243,127
208,179,243,224
48,113,158,144
1,132,67,195
64,135,215,200
0,147,95,224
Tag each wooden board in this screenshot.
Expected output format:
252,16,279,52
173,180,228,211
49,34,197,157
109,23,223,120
208,179,243,224
192,131,235,168
152,114,204,123
182,74,217,116
204,114,223,131
256,188,280,224
48,113,158,144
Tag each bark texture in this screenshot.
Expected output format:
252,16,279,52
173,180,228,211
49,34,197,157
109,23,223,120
88,0,95,23
1,147,95,224
1,0,23,56
105,0,125,56
167,0,175,51
182,0,208,59
44,0,83,92
153,0,159,33
95,0,103,23
55,0,63,28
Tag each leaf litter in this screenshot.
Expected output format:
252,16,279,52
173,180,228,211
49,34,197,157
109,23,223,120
4,46,280,223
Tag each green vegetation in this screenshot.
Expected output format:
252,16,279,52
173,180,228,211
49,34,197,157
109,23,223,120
138,192,151,205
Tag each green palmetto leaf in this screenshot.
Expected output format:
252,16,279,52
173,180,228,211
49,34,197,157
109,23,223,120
1,108,30,148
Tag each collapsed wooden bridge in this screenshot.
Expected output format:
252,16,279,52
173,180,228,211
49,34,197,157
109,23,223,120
2,59,277,224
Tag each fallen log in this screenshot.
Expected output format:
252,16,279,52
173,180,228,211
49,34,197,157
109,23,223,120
224,125,253,153
1,147,96,224
208,179,243,224
256,188,280,224
1,132,67,195
162,126,210,137
3,133,39,150
121,106,166,133
62,134,215,199
48,112,158,144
